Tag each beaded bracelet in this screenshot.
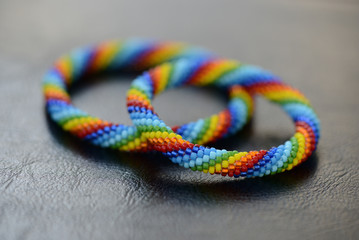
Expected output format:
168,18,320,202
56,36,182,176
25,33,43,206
43,40,253,151
127,58,320,178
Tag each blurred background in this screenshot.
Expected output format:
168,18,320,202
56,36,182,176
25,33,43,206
0,0,358,239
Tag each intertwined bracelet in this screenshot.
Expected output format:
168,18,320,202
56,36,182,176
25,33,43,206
43,39,320,178
43,40,253,152
127,58,320,178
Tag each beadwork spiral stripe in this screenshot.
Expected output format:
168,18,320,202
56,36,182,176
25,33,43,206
127,58,320,178
43,39,253,152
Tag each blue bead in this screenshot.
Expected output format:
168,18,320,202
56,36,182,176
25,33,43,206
185,148,192,155
204,148,211,155
192,146,199,153
197,150,204,158
268,151,274,158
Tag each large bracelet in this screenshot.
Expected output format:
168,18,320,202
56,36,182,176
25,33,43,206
43,40,253,152
127,58,320,178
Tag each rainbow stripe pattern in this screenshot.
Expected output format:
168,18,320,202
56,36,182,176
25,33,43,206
127,58,320,178
43,40,253,152
43,39,320,178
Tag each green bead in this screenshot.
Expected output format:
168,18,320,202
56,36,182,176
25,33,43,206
203,162,209,170
209,160,215,166
231,150,239,155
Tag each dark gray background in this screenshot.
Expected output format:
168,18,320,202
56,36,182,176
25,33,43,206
0,0,358,239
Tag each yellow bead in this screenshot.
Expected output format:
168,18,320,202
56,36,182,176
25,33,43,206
287,164,293,170
215,163,221,172
202,135,209,143
128,142,135,149
228,156,235,164
155,131,162,138
121,146,128,151
222,160,229,168
234,152,247,161
209,166,215,174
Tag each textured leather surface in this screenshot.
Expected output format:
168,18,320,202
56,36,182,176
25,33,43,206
0,0,358,239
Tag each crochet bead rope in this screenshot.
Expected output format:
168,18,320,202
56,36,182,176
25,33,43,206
127,58,320,178
43,39,253,152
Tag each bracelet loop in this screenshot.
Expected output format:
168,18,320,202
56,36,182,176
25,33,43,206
43,40,254,152
127,58,320,178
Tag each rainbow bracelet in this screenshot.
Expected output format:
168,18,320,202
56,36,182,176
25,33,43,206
127,58,320,178
43,39,253,152
43,39,320,178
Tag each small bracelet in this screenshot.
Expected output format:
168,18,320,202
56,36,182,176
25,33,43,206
43,39,253,151
127,58,320,178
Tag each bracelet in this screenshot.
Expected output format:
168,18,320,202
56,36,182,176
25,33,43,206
43,40,253,151
127,58,320,178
